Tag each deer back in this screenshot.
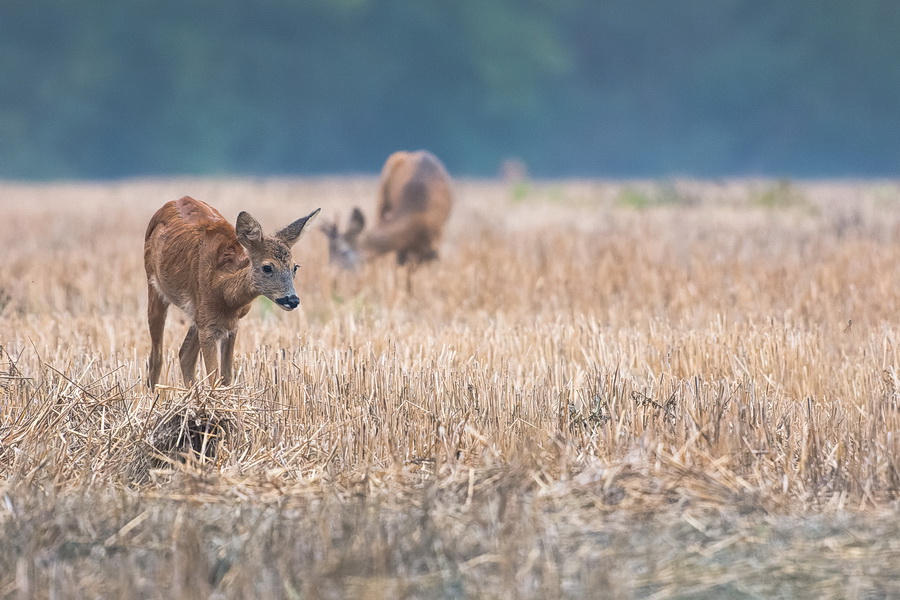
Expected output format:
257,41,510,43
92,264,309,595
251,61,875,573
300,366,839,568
144,197,245,319
375,150,452,239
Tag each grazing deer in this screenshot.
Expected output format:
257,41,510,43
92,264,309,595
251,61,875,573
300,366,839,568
321,150,453,269
144,196,320,390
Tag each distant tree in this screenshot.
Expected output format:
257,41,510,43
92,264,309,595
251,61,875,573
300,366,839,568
0,0,898,178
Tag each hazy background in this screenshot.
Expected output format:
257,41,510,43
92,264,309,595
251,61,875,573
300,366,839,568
2,0,899,180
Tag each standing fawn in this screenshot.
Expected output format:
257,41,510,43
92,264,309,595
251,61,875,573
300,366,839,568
144,196,320,390
321,150,453,269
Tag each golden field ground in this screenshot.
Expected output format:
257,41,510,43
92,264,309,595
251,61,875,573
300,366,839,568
1,177,899,599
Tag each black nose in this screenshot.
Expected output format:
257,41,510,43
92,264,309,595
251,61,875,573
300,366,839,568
276,295,299,309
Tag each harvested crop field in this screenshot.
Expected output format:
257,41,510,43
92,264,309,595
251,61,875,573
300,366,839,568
1,177,900,599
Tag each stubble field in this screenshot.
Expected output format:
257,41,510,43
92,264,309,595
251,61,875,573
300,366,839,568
1,177,900,599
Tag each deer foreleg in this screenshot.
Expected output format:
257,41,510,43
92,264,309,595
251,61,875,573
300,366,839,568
147,287,169,390
178,325,201,387
199,329,221,386
220,330,237,385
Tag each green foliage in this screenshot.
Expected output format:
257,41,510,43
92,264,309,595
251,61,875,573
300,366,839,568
617,189,654,210
616,184,683,209
752,180,809,209
510,181,531,203
255,296,275,317
509,182,570,206
0,0,899,179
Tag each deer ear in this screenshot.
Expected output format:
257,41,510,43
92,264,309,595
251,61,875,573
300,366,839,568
277,207,321,247
318,219,338,239
235,211,264,248
347,207,366,238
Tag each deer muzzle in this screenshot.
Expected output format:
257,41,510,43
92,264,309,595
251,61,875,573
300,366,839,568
275,295,300,310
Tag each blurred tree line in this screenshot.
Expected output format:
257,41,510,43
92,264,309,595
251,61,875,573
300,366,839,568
1,0,899,179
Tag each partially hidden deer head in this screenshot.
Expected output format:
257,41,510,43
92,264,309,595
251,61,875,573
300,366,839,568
320,207,366,270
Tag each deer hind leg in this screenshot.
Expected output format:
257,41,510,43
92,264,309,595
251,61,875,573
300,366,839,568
418,246,438,262
147,287,169,390
178,324,201,387
219,330,237,386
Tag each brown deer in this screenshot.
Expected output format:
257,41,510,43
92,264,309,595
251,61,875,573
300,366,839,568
144,196,320,390
321,150,453,269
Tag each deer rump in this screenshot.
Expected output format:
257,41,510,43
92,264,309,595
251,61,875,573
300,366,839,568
371,152,451,262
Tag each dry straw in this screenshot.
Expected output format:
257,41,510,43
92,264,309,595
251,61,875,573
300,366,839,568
1,178,899,597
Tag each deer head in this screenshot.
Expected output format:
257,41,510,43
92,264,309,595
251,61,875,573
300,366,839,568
320,207,365,270
236,208,321,310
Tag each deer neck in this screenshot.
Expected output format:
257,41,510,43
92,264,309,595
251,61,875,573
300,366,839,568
359,219,423,257
215,265,259,311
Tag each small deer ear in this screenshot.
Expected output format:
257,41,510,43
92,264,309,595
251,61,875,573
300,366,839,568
318,220,337,239
235,211,264,247
277,207,321,247
347,207,365,238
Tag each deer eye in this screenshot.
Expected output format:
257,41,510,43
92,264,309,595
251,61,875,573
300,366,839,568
293,264,300,275
262,265,274,274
